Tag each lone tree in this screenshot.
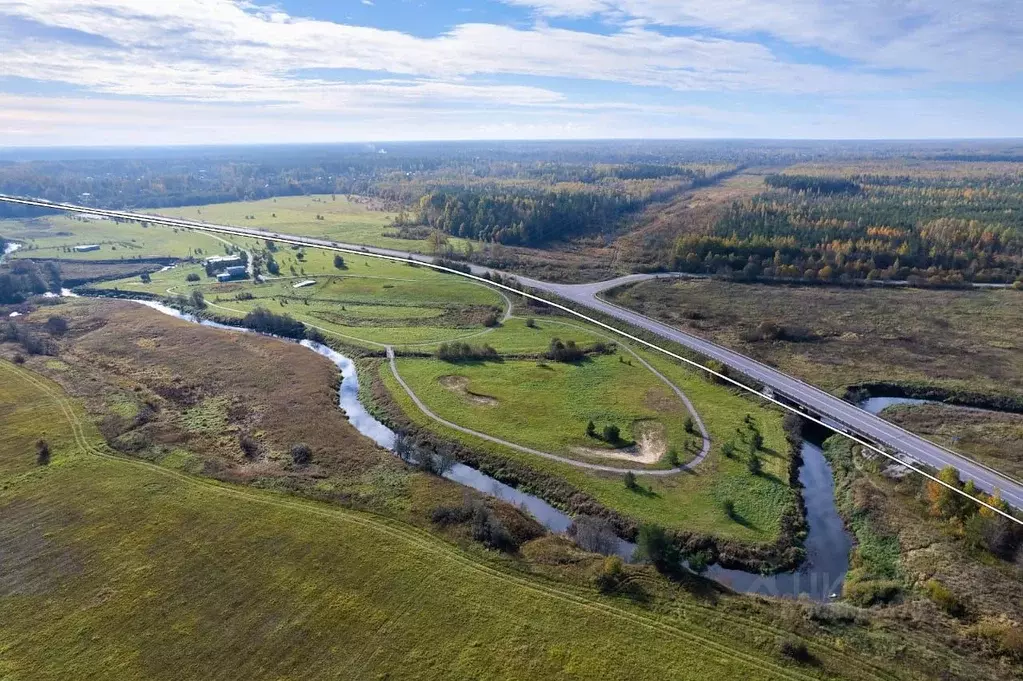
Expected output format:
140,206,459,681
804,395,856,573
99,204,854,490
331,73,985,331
635,523,680,574
586,420,596,438
602,424,621,444
333,254,346,269
290,443,313,465
36,439,51,466
140,272,152,284
747,453,762,476
623,471,638,491
189,290,206,310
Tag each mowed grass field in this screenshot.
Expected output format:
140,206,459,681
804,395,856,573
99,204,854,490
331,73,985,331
0,214,233,261
395,354,700,468
0,360,840,681
159,194,470,254
383,350,796,544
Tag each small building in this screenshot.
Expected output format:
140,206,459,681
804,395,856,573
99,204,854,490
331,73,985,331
74,244,100,252
216,265,248,283
204,254,244,269
292,280,317,289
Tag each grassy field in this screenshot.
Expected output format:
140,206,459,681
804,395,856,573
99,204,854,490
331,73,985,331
880,403,1023,481
0,214,233,261
604,279,1023,396
395,354,700,467
159,194,472,254
383,349,796,545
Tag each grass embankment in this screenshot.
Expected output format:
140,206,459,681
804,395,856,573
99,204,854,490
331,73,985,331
879,403,1023,481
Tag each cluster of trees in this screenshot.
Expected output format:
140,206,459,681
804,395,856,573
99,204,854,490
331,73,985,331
0,259,62,304
240,307,307,339
435,342,499,362
544,338,586,363
405,189,640,245
671,173,1023,284
926,466,1022,561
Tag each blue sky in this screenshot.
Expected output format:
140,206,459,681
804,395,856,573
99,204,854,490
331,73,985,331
1,0,1021,146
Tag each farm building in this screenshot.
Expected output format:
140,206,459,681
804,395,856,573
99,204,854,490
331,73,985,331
73,244,101,252
204,254,244,269
216,265,248,282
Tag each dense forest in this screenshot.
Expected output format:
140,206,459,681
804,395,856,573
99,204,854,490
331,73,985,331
672,170,1023,284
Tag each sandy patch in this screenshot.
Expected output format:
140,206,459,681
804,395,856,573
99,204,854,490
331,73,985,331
438,375,499,407
571,421,668,465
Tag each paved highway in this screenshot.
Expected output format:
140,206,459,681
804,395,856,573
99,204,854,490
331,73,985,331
2,194,1021,511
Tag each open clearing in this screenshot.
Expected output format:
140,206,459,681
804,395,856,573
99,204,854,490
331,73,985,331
605,278,1023,396
158,194,473,254
394,354,694,468
0,214,231,261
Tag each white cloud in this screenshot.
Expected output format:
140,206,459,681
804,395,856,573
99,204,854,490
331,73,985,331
0,0,921,107
503,0,1023,79
0,0,1019,144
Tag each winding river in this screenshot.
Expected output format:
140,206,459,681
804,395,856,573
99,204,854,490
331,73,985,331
109,298,851,599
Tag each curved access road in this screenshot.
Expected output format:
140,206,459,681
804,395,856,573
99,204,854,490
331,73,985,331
2,193,1020,509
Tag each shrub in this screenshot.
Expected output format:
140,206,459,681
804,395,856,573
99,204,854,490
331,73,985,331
683,416,694,434
12,353,25,364
239,434,259,460
747,453,762,475
778,639,813,663
189,290,206,310
585,420,596,438
44,316,69,336
924,579,967,618
843,579,901,607
623,471,638,491
723,499,736,519
140,272,152,284
482,311,500,327
602,424,621,444
333,254,346,269
435,342,498,362
594,555,625,593
525,317,536,328
665,448,681,467
544,338,585,363
290,443,312,465
35,439,51,466
186,272,201,282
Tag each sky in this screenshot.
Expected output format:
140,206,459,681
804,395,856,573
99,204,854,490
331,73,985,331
1,0,1021,146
